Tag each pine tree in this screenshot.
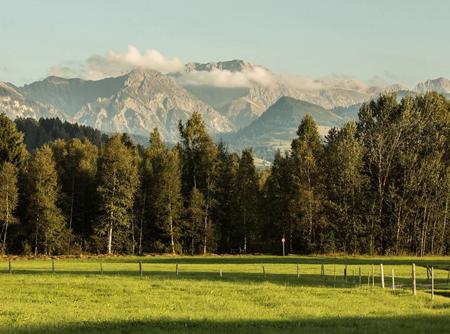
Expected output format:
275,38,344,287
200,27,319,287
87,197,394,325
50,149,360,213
261,150,292,253
213,143,239,253
0,162,19,253
50,138,98,251
185,187,206,254
235,149,259,253
0,113,28,167
179,112,219,254
26,145,68,255
95,135,139,254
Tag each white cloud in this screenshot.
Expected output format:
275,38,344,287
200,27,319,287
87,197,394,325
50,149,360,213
49,46,184,80
178,66,275,88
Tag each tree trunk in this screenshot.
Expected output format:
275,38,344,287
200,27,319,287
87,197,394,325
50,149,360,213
203,215,207,255
139,193,146,255
439,198,448,254
107,222,113,255
68,175,75,253
2,191,8,253
169,211,175,255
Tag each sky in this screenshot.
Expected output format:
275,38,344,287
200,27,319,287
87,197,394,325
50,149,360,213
1,0,449,86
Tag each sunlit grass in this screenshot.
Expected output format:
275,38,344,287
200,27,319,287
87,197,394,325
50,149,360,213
1,255,449,333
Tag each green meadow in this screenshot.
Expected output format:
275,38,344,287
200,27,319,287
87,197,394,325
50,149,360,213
1,255,450,334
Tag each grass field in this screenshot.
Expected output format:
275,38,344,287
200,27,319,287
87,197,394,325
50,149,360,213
1,255,450,333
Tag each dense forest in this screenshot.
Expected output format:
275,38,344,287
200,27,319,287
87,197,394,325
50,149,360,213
0,92,449,256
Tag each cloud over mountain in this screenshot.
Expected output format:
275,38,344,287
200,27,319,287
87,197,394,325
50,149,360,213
49,46,184,80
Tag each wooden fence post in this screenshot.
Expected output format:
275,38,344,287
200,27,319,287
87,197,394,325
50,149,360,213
297,264,300,278
8,257,12,274
176,263,179,276
426,265,430,280
220,269,223,278
100,258,103,274
391,268,395,291
431,267,434,300
358,267,362,286
367,271,370,288
262,265,266,278
321,264,324,277
344,264,348,281
412,263,416,296
52,258,55,273
380,264,385,289
138,261,142,277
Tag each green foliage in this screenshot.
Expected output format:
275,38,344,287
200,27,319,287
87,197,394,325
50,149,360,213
26,145,69,255
0,113,27,167
185,187,207,254
95,135,139,254
235,149,259,252
0,162,19,253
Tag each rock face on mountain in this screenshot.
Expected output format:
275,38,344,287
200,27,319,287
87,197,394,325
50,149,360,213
21,75,127,117
0,82,67,120
1,70,234,143
224,96,343,160
74,69,234,142
415,77,450,94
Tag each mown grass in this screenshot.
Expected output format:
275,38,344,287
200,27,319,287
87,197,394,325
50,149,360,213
1,255,449,333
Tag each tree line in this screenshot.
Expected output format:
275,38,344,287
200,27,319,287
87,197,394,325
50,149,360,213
0,92,449,256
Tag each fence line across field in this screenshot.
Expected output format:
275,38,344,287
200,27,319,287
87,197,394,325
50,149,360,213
3,258,449,297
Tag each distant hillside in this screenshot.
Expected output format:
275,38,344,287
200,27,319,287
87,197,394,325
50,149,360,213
224,96,343,160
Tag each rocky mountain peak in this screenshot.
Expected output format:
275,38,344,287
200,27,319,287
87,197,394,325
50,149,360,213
415,77,450,94
185,59,259,73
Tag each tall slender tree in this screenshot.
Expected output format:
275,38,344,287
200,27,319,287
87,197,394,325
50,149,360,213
235,149,259,253
0,162,18,253
95,135,139,254
179,112,219,254
26,145,68,255
290,115,325,252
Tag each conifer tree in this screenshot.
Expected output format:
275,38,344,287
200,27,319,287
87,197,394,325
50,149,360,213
235,149,259,253
0,113,28,167
179,112,219,254
185,186,206,254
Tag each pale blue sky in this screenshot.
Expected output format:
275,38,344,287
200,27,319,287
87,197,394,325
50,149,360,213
1,0,449,86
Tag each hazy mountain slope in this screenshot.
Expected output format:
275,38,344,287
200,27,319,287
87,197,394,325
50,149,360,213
20,75,127,117
0,81,68,120
224,96,343,159
415,77,450,94
75,69,234,142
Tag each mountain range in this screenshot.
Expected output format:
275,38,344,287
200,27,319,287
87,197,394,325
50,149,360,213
1,60,449,159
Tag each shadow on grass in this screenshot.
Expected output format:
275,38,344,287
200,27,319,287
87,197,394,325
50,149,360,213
5,315,450,334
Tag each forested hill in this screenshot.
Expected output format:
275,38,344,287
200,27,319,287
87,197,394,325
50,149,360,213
14,117,108,151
